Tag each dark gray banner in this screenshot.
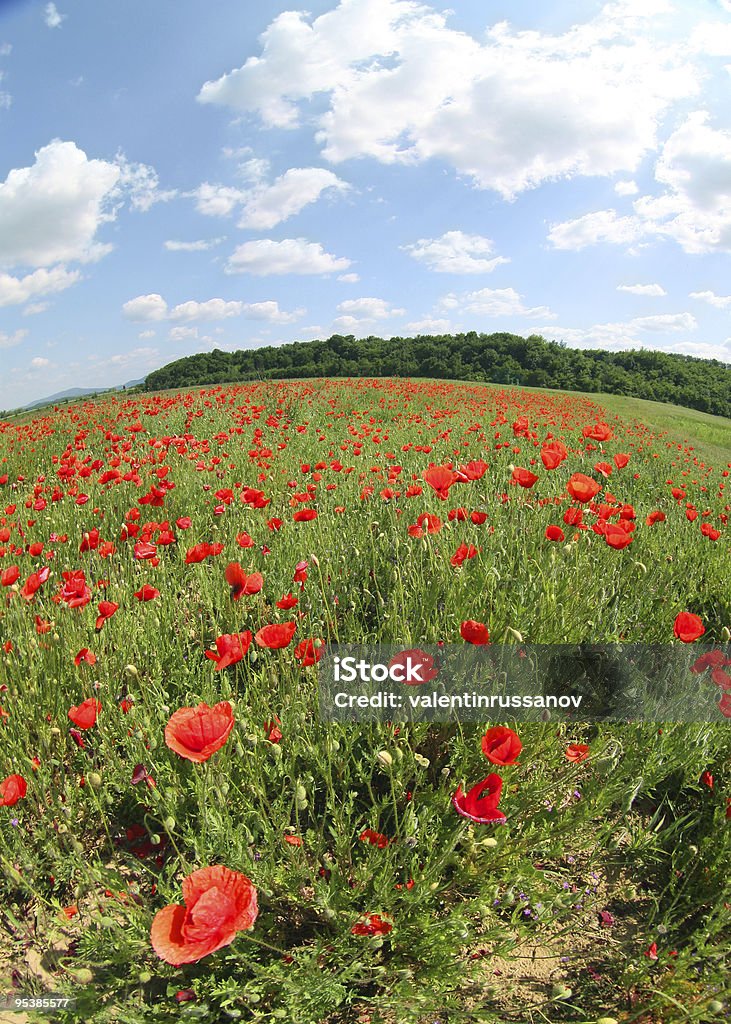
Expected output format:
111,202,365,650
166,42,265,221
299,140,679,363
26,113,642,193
317,644,731,722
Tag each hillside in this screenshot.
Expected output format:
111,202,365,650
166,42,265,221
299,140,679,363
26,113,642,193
143,332,731,419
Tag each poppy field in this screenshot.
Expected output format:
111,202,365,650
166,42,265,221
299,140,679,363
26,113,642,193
0,376,729,1024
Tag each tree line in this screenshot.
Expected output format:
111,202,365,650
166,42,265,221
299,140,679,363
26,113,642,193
143,332,731,418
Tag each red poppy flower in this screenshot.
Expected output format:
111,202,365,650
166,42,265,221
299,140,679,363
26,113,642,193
423,466,457,500
604,523,633,549
205,632,252,670
416,512,442,534
264,717,282,743
164,702,235,762
1,565,20,587
583,422,613,441
236,531,254,548
512,467,539,488
151,864,258,966
481,726,522,766
134,584,160,602
293,509,318,522
545,525,565,542
294,638,324,666
673,612,705,643
95,600,119,631
452,774,506,824
460,620,490,645
565,742,589,762
351,913,393,937
68,697,101,729
224,563,263,600
0,774,27,807
566,474,601,503
74,648,97,667
359,829,389,848
646,510,666,526
275,592,298,610
255,622,296,649
720,693,731,718
614,453,630,469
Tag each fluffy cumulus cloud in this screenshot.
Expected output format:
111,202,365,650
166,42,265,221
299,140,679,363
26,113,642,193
332,297,405,328
0,141,171,308
439,286,555,320
122,293,302,324
689,289,731,308
631,312,697,332
405,317,452,334
195,167,348,229
225,238,351,275
549,112,731,254
617,283,666,296
0,266,81,307
402,231,509,273
0,140,119,269
198,0,697,198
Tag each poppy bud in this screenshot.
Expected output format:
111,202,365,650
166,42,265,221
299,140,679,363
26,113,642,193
551,984,572,1000
479,837,498,848
70,969,94,985
138,971,152,983
88,772,102,789
597,1019,619,1024
507,627,523,642
708,1002,724,1015
722,627,731,642
163,816,176,831
125,664,139,677
377,750,393,767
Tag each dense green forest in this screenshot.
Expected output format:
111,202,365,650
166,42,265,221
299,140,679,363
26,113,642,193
144,332,731,418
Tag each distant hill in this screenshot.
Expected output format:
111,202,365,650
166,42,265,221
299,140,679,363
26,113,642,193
143,332,731,419
22,379,144,411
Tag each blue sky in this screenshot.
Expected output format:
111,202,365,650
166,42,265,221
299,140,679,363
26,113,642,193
1,0,731,408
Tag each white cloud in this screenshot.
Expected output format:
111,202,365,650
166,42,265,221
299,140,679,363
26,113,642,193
439,286,555,319
115,156,177,211
195,183,246,217
689,289,731,308
31,356,50,368
0,266,81,307
614,179,639,195
226,238,351,275
405,317,452,333
402,231,509,273
195,167,348,229
198,1,697,198
0,329,28,350
122,293,169,322
0,141,120,269
169,326,199,343
23,302,49,316
44,3,64,29
123,293,302,324
336,297,405,321
549,112,731,255
238,167,349,229
617,283,666,296
138,329,156,339
164,238,224,252
548,209,642,250
338,272,360,283
107,346,159,369
539,321,728,361
631,312,697,332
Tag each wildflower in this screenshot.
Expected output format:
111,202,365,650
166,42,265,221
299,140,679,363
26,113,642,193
205,633,252,670
68,698,101,729
151,865,258,965
481,726,522,766
164,702,235,763
452,774,506,824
